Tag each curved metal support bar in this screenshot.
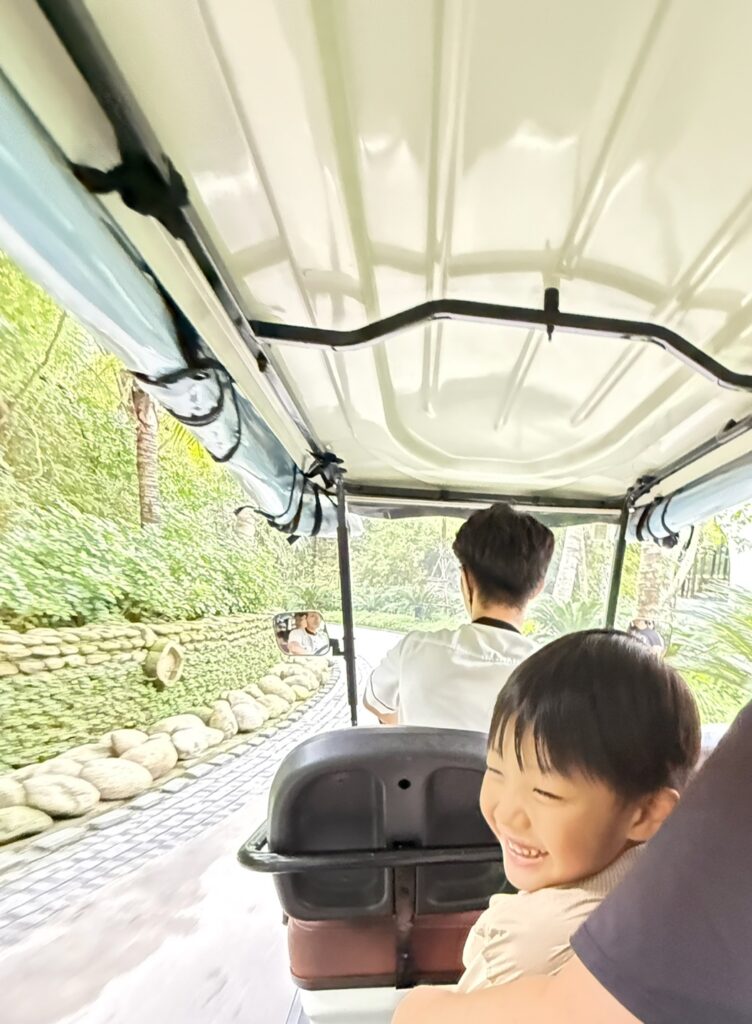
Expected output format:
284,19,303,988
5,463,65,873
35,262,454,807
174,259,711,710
251,299,752,392
237,840,500,874
628,413,752,504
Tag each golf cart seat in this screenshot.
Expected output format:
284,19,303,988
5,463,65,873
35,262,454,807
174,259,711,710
239,727,506,990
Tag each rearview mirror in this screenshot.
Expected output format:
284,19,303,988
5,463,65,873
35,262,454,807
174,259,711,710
273,610,331,657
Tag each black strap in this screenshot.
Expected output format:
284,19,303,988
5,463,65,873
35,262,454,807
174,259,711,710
311,487,323,537
133,361,242,462
280,453,342,540
242,454,341,540
659,497,680,549
635,502,653,543
304,450,343,485
135,367,226,428
394,865,417,989
473,616,521,634
72,155,189,242
635,497,680,550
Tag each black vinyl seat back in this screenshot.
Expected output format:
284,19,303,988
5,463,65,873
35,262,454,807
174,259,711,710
267,727,506,921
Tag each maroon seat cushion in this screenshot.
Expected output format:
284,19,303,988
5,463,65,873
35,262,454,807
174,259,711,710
288,911,481,990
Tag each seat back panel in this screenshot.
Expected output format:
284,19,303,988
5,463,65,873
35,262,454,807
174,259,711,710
268,728,505,921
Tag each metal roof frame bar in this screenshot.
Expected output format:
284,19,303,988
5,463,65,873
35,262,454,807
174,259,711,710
256,296,752,525
605,505,629,627
252,293,752,392
628,412,752,504
346,482,622,515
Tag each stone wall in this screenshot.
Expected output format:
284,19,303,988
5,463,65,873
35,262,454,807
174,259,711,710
0,615,280,769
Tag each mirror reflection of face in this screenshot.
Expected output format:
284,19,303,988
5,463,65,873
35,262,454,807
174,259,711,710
306,611,322,632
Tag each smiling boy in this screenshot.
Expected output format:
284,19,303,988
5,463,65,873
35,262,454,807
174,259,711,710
407,630,701,1003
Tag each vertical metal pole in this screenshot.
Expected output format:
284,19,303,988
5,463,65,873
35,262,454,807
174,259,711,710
606,504,629,628
335,471,358,726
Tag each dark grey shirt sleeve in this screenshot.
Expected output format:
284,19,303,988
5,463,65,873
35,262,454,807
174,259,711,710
572,701,752,1024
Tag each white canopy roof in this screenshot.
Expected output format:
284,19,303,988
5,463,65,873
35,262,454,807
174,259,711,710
4,0,752,513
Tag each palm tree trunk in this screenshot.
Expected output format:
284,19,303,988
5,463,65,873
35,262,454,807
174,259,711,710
131,381,161,526
553,528,581,602
635,543,670,618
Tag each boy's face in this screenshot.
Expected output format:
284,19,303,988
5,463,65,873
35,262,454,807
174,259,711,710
480,723,646,892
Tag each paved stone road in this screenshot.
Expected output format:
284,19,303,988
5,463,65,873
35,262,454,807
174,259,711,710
0,626,403,1024
0,674,353,950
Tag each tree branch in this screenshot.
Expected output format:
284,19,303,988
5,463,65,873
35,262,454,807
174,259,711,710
10,310,67,410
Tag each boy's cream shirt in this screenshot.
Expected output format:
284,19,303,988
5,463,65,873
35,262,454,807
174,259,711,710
458,846,642,992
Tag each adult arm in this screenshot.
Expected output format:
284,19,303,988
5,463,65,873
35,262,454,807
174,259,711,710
393,957,638,1024
368,707,399,726
363,636,405,725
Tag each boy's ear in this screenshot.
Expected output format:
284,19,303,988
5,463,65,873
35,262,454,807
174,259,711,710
627,787,680,842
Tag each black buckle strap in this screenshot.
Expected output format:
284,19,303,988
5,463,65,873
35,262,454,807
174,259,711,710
236,454,341,541
635,497,680,549
133,360,242,462
304,451,344,487
72,154,190,242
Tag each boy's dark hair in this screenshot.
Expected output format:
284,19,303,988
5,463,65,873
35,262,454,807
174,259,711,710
489,629,701,797
452,502,555,607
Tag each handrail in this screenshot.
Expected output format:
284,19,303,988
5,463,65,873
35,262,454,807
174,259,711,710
237,839,500,874
251,296,752,392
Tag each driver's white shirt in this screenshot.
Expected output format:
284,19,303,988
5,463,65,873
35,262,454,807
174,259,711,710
366,622,537,732
288,627,317,654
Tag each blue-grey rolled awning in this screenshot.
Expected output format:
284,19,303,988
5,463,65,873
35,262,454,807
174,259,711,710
628,450,752,543
0,72,338,538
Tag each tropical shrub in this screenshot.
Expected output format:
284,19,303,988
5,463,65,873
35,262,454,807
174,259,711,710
670,583,752,722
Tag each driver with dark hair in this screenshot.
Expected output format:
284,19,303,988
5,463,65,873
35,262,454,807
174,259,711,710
364,503,555,730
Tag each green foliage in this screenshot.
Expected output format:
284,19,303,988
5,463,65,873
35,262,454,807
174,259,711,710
0,500,279,629
676,670,747,726
325,609,459,634
1,502,134,627
528,595,604,643
0,300,141,526
290,581,341,614
670,583,752,722
716,505,752,552
286,518,464,623
354,581,441,618
0,252,288,628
